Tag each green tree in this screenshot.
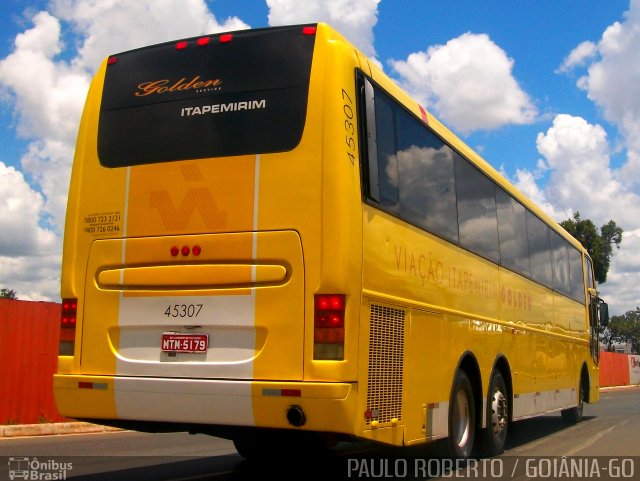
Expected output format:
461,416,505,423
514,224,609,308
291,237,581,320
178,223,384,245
560,212,623,284
606,308,640,354
0,288,17,299
600,324,615,352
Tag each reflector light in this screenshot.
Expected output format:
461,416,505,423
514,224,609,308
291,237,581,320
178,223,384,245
219,34,233,43
171,245,200,256
281,389,302,397
175,41,188,50
197,37,210,46
302,26,317,35
262,388,302,397
78,382,107,390
107,56,118,65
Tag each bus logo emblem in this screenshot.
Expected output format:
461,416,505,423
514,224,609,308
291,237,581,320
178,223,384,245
135,76,222,97
150,164,227,231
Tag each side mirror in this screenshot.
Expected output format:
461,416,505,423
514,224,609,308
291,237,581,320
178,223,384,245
598,301,609,327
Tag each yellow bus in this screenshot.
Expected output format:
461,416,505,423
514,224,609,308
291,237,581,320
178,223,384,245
54,23,609,459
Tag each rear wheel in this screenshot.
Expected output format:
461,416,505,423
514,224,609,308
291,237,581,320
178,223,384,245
481,371,509,456
233,431,333,461
448,370,475,459
233,435,264,460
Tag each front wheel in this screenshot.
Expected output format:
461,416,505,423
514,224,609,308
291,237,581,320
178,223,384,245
561,381,585,424
448,370,475,459
481,371,509,456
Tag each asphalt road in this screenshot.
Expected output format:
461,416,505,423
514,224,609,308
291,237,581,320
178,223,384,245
0,386,638,480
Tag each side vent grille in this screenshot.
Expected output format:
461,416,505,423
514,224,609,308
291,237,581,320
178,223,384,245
366,303,405,425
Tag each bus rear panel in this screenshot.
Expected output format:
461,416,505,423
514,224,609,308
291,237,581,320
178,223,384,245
55,24,365,442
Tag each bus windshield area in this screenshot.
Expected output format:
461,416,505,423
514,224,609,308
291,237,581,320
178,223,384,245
98,26,316,167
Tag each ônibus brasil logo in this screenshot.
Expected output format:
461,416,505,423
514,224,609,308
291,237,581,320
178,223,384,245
7,457,73,480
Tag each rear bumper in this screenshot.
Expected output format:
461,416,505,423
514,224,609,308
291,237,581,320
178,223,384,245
53,375,357,433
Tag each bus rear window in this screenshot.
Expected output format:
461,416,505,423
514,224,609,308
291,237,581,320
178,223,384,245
98,26,315,167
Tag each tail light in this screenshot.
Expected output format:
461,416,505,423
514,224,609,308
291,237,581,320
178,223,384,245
314,294,345,360
59,298,77,356
302,26,317,35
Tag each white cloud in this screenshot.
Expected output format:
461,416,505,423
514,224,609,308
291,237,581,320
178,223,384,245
600,229,640,312
267,0,380,60
557,40,597,73
0,161,60,301
52,0,249,72
512,114,640,314
0,161,57,256
390,33,537,134
512,168,572,222
533,114,636,225
547,0,640,313
0,1,250,301
0,11,87,230
0,254,61,301
568,0,640,188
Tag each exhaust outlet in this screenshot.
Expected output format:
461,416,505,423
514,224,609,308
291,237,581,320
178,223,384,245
286,405,306,427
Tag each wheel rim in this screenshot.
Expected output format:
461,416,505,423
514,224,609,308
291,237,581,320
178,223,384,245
577,384,585,416
490,389,508,435
453,389,471,447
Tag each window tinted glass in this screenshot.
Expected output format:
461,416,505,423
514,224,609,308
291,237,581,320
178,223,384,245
371,86,458,242
527,211,553,287
496,189,530,276
455,154,499,262
99,26,315,167
374,92,399,207
585,256,595,290
395,110,458,242
364,76,584,301
551,231,571,296
568,247,585,302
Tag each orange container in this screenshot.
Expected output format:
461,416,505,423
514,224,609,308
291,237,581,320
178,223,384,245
599,351,630,387
0,299,68,424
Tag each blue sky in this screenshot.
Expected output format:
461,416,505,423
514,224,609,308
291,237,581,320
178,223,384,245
1,0,639,314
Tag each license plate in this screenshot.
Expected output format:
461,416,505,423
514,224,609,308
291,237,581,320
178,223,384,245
161,333,208,353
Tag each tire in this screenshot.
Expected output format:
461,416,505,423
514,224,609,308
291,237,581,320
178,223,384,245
481,371,509,456
234,431,332,461
448,370,476,459
561,381,585,424
233,436,263,460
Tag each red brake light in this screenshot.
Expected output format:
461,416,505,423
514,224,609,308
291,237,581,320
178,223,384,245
170,246,179,257
192,245,201,256
197,37,210,46
219,34,233,44
302,26,317,35
181,245,190,256
175,41,188,50
314,294,345,360
61,299,77,327
107,56,118,65
59,298,77,355
315,294,345,311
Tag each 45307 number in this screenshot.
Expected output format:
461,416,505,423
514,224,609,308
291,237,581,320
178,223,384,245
164,304,203,318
